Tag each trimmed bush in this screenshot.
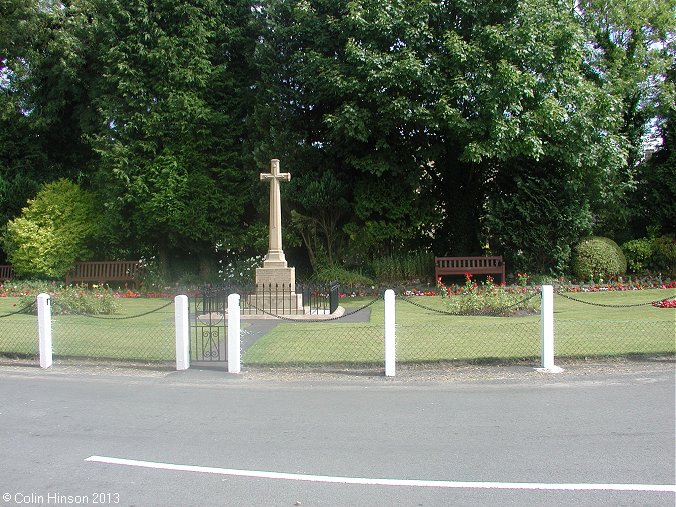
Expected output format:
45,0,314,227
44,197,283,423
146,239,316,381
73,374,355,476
572,236,627,282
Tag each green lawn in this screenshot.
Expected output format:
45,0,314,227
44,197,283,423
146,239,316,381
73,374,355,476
1,289,673,365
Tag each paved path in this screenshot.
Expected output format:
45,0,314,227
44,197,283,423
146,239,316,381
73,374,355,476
0,361,673,507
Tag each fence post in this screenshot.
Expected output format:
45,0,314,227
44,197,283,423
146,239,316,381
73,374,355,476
174,295,190,371
384,289,396,377
537,285,563,373
37,293,52,369
329,283,339,314
227,293,241,374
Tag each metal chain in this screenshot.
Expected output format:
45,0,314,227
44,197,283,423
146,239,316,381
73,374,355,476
0,301,36,318
245,295,383,323
398,292,539,317
555,292,676,308
52,299,174,320
398,295,460,315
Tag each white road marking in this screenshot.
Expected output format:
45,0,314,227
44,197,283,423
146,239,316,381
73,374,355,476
85,456,676,493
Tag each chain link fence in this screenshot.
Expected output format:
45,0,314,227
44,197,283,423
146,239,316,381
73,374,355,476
393,295,540,364
1,289,673,370
396,321,540,364
0,303,38,362
5,297,177,364
553,292,675,358
554,320,674,357
48,299,175,362
242,324,384,366
240,290,673,368
241,296,383,366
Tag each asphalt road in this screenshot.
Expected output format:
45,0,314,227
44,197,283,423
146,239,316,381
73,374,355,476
0,362,674,507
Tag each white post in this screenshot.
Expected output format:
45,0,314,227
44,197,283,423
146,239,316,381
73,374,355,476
384,289,396,377
536,285,563,373
37,293,52,369
227,293,241,374
174,295,190,371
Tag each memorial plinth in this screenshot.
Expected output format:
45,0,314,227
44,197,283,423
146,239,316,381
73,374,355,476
252,159,304,315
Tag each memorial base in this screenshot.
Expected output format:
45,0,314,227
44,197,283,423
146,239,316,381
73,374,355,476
250,266,304,315
244,292,304,315
255,266,295,288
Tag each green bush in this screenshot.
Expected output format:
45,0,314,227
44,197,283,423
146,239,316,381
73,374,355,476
2,179,102,278
652,235,676,274
572,236,627,282
622,238,655,273
312,265,374,286
621,235,676,275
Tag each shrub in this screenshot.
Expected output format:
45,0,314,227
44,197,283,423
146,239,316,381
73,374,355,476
622,238,655,273
653,235,676,275
621,235,676,275
572,236,627,282
312,265,374,286
485,164,593,275
217,252,264,286
2,179,102,278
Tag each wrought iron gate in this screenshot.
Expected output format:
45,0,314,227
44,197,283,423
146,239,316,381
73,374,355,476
191,290,227,362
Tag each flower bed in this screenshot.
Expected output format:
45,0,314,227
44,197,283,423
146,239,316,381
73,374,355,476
437,273,539,316
652,298,676,309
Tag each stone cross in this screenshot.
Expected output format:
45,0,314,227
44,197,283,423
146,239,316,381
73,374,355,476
260,159,290,267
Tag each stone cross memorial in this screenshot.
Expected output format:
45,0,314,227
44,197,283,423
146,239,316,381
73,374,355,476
260,159,290,268
254,159,303,313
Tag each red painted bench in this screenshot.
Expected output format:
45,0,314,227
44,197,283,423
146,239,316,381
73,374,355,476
0,265,14,281
65,261,143,287
435,256,506,284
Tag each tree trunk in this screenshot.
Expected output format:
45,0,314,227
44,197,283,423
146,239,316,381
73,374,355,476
157,246,170,282
434,161,484,256
199,255,211,280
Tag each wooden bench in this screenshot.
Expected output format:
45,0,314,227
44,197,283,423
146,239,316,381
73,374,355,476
435,256,505,284
65,260,143,287
0,265,14,281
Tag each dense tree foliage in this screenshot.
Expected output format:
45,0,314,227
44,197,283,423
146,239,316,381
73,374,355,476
89,0,257,277
0,0,96,244
576,0,675,237
0,0,673,278
253,0,629,273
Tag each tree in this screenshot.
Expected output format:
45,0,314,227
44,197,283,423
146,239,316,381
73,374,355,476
90,0,257,277
254,0,626,272
2,179,102,278
0,0,102,261
576,0,676,236
485,158,593,274
627,62,676,237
